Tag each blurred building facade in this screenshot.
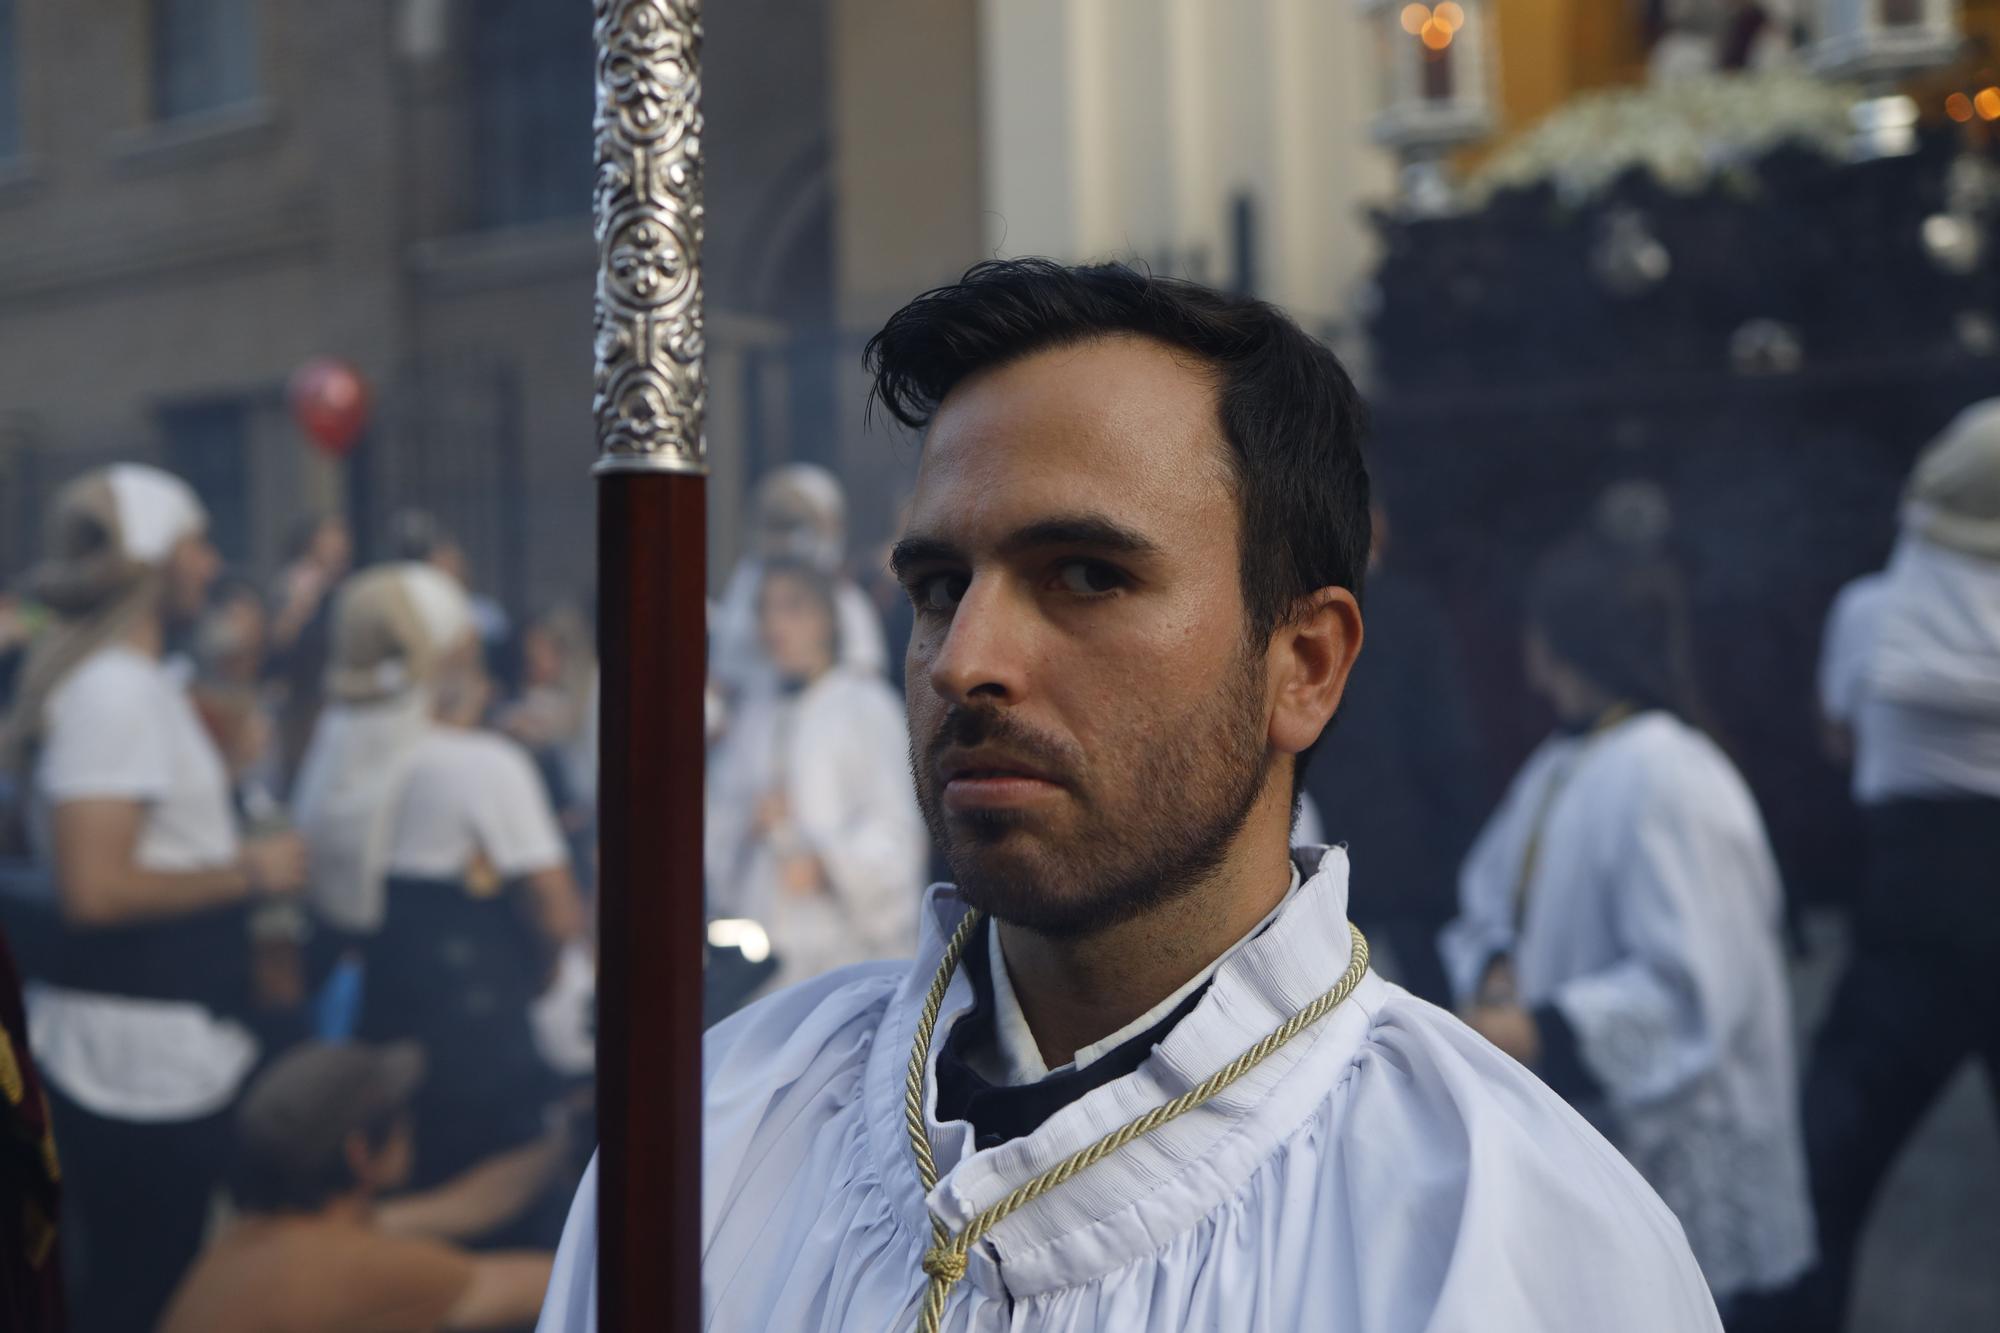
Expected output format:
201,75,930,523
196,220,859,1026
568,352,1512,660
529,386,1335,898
10,2,1990,608
0,0,1402,608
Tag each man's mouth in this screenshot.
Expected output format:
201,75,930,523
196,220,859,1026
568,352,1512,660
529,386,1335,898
936,748,1067,813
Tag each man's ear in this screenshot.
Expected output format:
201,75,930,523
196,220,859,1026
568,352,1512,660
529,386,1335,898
1268,587,1363,757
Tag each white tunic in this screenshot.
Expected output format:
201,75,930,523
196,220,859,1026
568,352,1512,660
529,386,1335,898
1440,712,1814,1300
539,847,1720,1332
1822,536,2000,804
710,558,889,701
705,668,925,989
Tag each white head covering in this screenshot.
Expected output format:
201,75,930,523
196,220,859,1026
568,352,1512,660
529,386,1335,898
2,464,210,774
293,563,478,934
103,464,207,565
753,463,847,571
1867,400,2000,718
1901,397,2000,561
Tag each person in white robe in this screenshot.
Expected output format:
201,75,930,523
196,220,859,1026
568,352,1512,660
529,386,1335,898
1771,398,2000,1329
709,463,888,703
705,557,925,992
545,848,1717,1333
542,260,1720,1332
1441,524,1814,1314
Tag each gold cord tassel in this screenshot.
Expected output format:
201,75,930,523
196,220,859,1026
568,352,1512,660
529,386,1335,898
901,911,1370,1332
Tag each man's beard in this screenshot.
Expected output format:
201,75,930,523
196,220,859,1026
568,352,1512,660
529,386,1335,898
911,646,1272,938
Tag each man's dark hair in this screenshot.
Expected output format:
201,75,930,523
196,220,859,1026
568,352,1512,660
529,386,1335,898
864,259,1372,640
390,509,448,563
226,1105,403,1214
1526,529,1706,723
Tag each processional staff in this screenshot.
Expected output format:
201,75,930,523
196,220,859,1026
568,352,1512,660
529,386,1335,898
591,3,706,1331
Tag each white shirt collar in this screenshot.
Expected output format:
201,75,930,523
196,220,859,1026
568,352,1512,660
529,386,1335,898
980,861,1304,1086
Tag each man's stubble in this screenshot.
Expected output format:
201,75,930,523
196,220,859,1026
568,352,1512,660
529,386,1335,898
909,642,1273,938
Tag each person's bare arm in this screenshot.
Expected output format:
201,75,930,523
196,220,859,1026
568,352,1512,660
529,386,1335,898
440,1252,556,1331
268,566,328,652
522,863,587,947
52,800,303,926
377,1135,566,1243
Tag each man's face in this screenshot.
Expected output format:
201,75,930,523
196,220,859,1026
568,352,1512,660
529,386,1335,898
757,571,836,684
164,533,220,625
896,335,1275,937
313,519,353,577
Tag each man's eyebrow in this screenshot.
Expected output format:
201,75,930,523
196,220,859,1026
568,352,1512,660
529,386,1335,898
997,515,1161,560
892,514,1162,579
890,534,959,578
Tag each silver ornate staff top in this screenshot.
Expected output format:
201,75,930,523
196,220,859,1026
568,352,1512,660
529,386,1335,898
592,0,707,476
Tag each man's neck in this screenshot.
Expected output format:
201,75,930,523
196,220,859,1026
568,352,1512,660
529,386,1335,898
241,1192,372,1230
122,614,165,660
994,800,1296,1071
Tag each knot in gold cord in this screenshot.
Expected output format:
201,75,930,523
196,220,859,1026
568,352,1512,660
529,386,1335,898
920,1247,967,1284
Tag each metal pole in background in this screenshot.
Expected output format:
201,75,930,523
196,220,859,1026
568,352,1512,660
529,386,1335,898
592,4,706,1331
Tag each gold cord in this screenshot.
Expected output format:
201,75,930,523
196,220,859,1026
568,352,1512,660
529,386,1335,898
901,911,1370,1331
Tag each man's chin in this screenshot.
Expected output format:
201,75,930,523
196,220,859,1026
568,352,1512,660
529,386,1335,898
943,843,1126,937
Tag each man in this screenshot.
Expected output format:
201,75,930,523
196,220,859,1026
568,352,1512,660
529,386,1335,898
539,261,1718,1331
1,464,307,1333
1774,399,2000,1329
1441,520,1813,1319
705,557,925,994
158,1041,563,1333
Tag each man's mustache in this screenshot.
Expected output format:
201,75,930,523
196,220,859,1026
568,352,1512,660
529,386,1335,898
922,706,1081,786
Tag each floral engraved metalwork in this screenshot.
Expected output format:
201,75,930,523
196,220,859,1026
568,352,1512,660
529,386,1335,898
593,0,706,474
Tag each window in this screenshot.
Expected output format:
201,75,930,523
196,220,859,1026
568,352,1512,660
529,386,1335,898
160,400,251,564
470,0,594,229
153,0,258,121
0,0,20,159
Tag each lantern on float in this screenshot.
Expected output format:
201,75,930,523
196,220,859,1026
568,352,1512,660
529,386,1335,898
1811,0,1961,157
1357,1,1497,213
287,357,371,458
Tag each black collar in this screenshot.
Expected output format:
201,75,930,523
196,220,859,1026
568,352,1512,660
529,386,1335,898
931,919,1213,1152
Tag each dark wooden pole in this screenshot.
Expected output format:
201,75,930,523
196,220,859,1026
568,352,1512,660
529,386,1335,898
592,5,706,1331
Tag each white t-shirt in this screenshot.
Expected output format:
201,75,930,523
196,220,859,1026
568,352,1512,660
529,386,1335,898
382,729,567,882
1817,572,1889,728
1819,557,2000,804
26,646,259,1122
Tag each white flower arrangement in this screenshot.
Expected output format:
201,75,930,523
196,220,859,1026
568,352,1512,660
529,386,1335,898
1468,68,1862,206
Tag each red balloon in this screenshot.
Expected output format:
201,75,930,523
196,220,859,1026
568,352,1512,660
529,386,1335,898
288,357,371,457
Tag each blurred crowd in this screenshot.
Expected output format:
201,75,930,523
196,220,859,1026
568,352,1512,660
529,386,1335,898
1,389,1998,1332
0,489,598,1333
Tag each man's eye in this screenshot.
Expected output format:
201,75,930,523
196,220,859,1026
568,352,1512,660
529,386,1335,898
1054,560,1125,596
911,572,969,612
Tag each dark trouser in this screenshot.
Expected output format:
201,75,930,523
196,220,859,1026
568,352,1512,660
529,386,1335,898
1755,798,2000,1332
359,878,557,1190
44,1084,231,1333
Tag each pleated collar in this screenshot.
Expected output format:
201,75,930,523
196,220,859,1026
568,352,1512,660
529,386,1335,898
862,845,1387,1299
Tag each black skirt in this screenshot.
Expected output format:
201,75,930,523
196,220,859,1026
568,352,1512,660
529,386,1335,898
356,875,559,1186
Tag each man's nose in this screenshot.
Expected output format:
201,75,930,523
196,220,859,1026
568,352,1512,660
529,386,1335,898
927,576,1028,707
